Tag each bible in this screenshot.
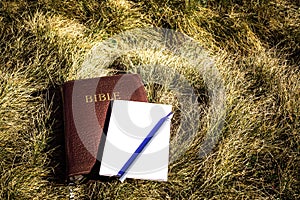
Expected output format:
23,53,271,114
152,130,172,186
61,74,148,182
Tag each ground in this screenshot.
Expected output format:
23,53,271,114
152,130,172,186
0,0,299,199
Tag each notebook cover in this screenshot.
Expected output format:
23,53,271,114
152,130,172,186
61,74,148,180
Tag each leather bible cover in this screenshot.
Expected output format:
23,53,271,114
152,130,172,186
61,74,148,181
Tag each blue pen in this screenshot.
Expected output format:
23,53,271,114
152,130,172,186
117,111,173,182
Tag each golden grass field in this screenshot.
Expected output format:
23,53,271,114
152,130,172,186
0,0,299,199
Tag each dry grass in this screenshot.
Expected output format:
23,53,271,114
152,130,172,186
0,0,299,199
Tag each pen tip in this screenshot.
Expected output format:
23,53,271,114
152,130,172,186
166,111,173,118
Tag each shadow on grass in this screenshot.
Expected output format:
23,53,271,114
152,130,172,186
44,87,67,184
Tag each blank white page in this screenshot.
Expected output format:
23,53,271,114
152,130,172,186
99,100,172,181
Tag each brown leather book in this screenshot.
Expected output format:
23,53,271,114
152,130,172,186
61,74,148,182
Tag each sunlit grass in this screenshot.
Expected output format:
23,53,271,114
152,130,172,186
0,0,299,199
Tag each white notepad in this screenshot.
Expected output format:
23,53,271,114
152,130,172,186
99,100,172,181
